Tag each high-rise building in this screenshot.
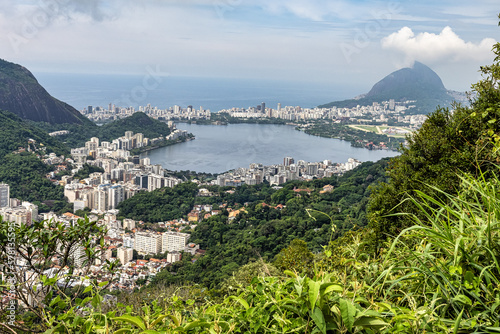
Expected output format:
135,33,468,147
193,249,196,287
0,184,10,208
135,174,148,189
108,185,124,209
135,232,162,254
284,157,294,167
117,247,133,265
123,219,136,230
162,232,190,253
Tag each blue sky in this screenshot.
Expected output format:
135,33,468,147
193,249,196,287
0,0,498,94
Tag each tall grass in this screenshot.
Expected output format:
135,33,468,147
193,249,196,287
383,170,500,331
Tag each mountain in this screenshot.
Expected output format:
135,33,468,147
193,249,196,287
0,58,90,124
319,61,467,114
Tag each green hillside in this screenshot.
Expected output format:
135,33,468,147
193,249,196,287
36,112,173,148
0,109,68,158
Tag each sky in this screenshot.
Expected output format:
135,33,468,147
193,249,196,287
0,0,499,94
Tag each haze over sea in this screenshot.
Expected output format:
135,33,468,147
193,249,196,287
35,73,363,112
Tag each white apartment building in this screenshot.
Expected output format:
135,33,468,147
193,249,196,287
117,247,133,265
134,232,162,254
162,232,190,253
123,219,136,230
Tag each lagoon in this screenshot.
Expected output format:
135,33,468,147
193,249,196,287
141,123,400,174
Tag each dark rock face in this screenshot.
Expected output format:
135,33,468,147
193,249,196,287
0,59,87,124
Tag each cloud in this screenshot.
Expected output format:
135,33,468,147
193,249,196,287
381,26,497,64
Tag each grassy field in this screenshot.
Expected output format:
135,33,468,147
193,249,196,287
348,124,413,138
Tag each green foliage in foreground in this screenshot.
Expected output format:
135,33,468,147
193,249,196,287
3,170,500,333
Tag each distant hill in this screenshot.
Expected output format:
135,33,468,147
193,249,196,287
0,58,90,124
37,112,173,148
98,112,172,142
319,62,467,114
0,109,68,158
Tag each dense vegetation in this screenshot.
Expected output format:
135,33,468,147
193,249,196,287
73,164,105,180
0,109,68,158
118,182,200,222
302,121,405,151
0,110,71,210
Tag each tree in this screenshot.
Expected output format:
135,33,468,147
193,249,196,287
368,28,500,248
0,216,116,332
273,239,314,276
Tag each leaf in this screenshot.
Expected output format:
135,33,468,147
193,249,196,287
308,280,321,309
229,296,249,310
452,294,472,307
98,281,109,288
112,330,132,334
284,270,297,278
183,321,211,330
320,283,343,295
339,298,356,332
149,315,167,328
168,314,181,328
310,306,326,334
353,316,389,328
453,308,464,334
112,315,146,330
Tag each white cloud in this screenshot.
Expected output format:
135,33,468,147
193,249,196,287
381,26,497,63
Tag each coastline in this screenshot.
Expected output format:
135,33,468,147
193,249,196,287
130,135,195,156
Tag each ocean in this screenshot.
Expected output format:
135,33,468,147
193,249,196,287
34,72,359,112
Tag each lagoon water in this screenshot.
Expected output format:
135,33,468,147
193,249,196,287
141,123,400,174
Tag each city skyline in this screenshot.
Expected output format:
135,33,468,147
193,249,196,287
0,1,498,93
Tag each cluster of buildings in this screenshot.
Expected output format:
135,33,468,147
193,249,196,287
70,129,188,164
219,100,423,125
0,183,38,226
81,103,211,123
79,98,426,129
214,157,362,187
65,132,184,213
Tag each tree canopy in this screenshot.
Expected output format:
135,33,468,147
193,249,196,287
368,36,500,247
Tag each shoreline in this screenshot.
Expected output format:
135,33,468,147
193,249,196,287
131,135,195,156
